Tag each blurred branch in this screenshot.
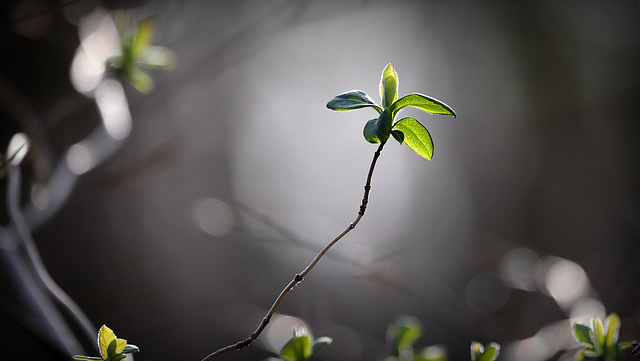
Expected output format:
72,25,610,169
3,163,97,355
8,0,83,24
0,75,88,180
201,141,387,361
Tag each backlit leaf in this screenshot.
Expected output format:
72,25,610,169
122,344,140,354
592,317,604,354
111,355,126,361
393,117,433,160
380,64,398,109
326,90,382,113
363,109,392,143
470,341,484,361
620,342,638,351
133,18,154,58
390,93,456,118
280,334,311,361
605,313,621,349
573,323,595,347
478,343,500,361
129,68,153,93
99,325,117,359
115,339,127,355
311,337,332,355
387,315,423,357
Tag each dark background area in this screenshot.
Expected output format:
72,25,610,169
0,1,638,361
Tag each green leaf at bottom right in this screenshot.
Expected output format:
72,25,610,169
393,117,434,160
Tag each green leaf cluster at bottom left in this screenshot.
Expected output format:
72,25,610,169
73,325,140,361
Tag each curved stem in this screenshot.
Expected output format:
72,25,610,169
6,164,97,354
201,141,387,361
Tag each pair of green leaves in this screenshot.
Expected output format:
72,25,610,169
326,64,456,160
572,313,638,361
385,315,498,361
267,329,332,361
73,325,139,361
386,315,426,360
385,315,444,361
470,341,500,361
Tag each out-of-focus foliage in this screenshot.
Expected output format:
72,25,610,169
107,12,176,93
470,341,500,361
383,315,500,361
572,313,638,361
385,315,449,361
265,328,332,361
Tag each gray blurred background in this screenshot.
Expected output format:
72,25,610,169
0,1,638,361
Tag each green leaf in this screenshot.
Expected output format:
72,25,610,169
72,356,103,361
605,313,621,349
133,18,154,59
122,344,140,354
380,64,399,109
583,348,597,355
106,340,118,358
393,117,434,160
280,334,311,361
477,343,500,361
387,315,423,357
111,355,126,361
592,317,605,354
129,68,154,93
389,93,456,119
574,323,595,347
326,90,382,113
391,129,404,144
99,325,117,359
363,109,392,143
310,337,332,355
620,342,638,351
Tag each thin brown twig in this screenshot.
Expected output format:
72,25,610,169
201,141,387,361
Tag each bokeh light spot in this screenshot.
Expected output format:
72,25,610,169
570,297,605,324
192,197,234,238
95,79,131,140
500,247,540,291
30,184,50,211
71,47,105,94
261,314,308,354
7,133,29,166
544,258,590,308
66,143,94,175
